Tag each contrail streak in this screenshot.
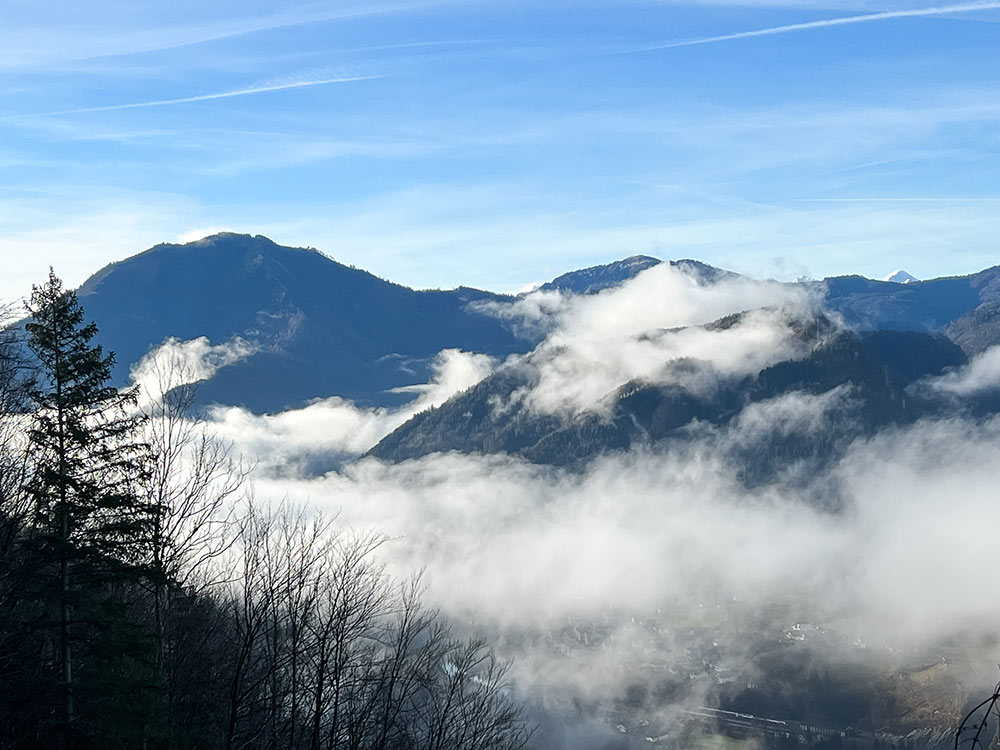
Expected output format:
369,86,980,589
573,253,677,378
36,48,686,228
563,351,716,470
631,1,1000,51
11,75,384,118
796,197,1000,202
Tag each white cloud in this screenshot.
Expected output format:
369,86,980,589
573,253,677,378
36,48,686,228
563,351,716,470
631,1,1000,51
389,347,497,411
205,348,496,475
481,263,817,417
130,336,258,410
13,75,384,119
175,226,235,244
149,264,1000,727
227,408,1000,714
727,384,855,446
920,344,1000,396
237,412,1000,654
0,0,450,70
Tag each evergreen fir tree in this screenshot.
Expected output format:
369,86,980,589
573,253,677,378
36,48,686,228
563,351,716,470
23,269,157,748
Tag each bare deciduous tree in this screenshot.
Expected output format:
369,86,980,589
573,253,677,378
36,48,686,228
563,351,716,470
956,680,1000,750
140,350,251,590
0,302,30,570
216,499,532,750
137,348,253,745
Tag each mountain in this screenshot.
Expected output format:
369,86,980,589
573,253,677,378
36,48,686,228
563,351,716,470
538,255,737,294
821,266,1000,351
60,233,1000,418
67,240,746,413
539,255,661,294
537,258,1000,358
75,233,532,412
883,270,919,284
367,316,971,485
364,259,1000,475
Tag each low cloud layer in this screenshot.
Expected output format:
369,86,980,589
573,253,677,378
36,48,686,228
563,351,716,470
920,343,1000,396
130,335,257,409
134,342,495,474
254,412,1000,649
136,268,1000,742
228,402,1000,749
482,263,816,416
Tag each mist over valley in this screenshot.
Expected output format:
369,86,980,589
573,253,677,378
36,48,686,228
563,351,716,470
7,2,1000,746
44,232,1000,749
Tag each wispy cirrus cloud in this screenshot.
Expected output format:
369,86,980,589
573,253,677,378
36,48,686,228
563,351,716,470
7,74,384,119
795,196,1000,202
630,1,1000,51
0,0,448,70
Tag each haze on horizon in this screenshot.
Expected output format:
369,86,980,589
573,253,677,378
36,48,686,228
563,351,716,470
3,0,1000,302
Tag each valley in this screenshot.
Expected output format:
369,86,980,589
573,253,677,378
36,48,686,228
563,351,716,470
44,233,1000,748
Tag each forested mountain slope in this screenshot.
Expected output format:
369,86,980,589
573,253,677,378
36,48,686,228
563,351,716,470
368,315,974,484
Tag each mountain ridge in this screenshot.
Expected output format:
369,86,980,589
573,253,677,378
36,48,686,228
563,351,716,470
365,313,973,484
75,232,531,412
57,232,1000,420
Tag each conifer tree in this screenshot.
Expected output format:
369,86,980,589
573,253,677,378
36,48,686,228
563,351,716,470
24,269,156,747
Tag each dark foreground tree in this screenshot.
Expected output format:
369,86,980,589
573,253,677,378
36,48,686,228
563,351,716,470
21,270,157,748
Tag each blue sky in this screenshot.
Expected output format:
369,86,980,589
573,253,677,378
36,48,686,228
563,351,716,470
2,0,1000,301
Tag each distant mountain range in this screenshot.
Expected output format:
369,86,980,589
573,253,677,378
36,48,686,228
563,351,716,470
535,254,1000,353
821,269,1000,351
366,315,987,486
64,233,1000,475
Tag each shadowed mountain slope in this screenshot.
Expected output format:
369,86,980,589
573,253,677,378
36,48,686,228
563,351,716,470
822,266,1000,350
76,233,531,412
367,318,970,484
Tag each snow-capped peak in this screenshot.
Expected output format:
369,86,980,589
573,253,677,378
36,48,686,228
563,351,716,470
883,270,919,284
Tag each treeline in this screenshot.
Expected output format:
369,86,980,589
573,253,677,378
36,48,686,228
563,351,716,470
0,272,532,750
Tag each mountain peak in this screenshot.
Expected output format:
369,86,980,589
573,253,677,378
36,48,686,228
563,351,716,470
187,230,256,243
539,255,662,294
883,269,919,284
159,232,306,254
71,233,527,411
537,255,740,295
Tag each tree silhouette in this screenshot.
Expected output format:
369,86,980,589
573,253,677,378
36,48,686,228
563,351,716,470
23,269,156,747
955,680,1000,750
